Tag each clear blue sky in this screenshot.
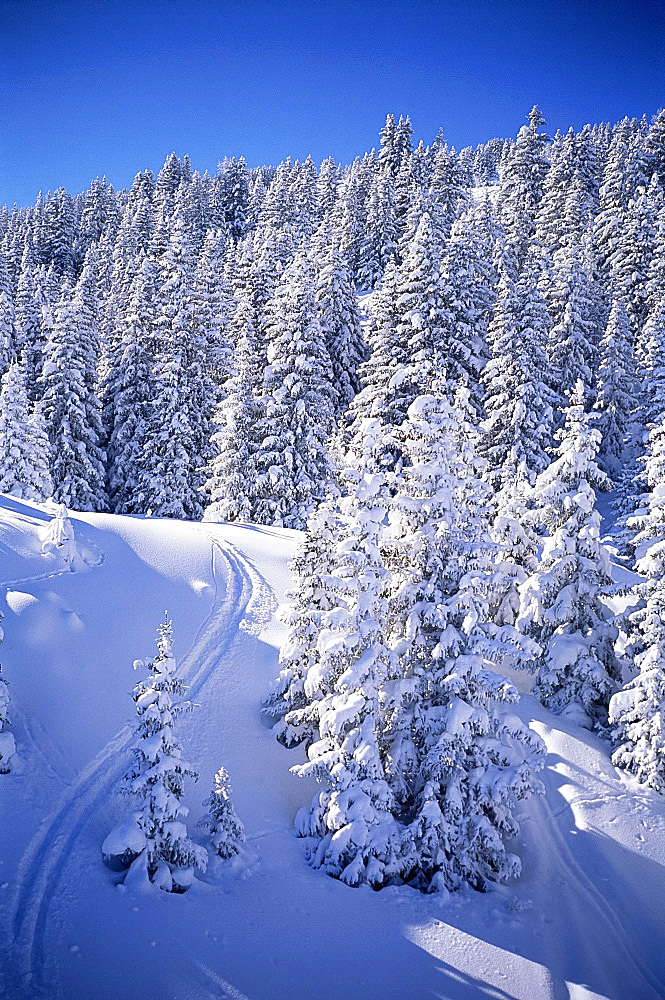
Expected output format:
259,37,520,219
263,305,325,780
1,0,664,207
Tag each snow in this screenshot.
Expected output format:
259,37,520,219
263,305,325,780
1,495,664,999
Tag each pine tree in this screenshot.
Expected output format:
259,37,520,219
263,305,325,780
290,471,403,887
253,250,335,529
106,254,158,514
498,106,550,278
428,142,470,242
518,381,621,727
203,297,262,522
611,396,665,791
481,263,553,490
0,250,16,376
384,389,544,891
547,237,600,420
13,242,48,401
191,228,235,393
346,213,447,473
594,297,635,480
139,214,203,519
39,187,75,279
212,156,250,241
357,171,398,289
610,591,665,794
274,390,544,892
344,261,409,472
0,616,16,774
119,616,207,891
27,403,54,501
39,258,107,511
313,224,366,416
0,362,52,500
74,175,120,266
436,195,498,413
198,767,245,859
480,263,554,626
263,498,340,748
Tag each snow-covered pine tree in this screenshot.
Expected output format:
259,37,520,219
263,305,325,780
39,187,76,280
203,296,262,522
198,767,245,859
346,212,446,473
317,156,340,221
610,589,665,794
27,403,54,501
0,615,16,774
517,381,621,727
357,171,398,290
383,388,544,891
118,615,207,891
480,261,555,626
547,236,601,422
13,242,48,401
263,496,342,747
74,175,120,268
334,154,372,282
191,228,235,394
610,392,665,791
481,262,554,491
39,256,107,511
313,223,366,417
0,362,52,500
0,250,16,376
594,297,635,480
344,261,408,472
428,141,470,243
106,253,158,514
436,194,498,414
290,471,403,887
216,156,251,240
253,249,335,529
497,106,550,279
139,212,203,519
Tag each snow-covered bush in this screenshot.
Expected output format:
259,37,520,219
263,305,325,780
41,504,79,569
101,811,146,871
0,616,16,774
198,767,245,859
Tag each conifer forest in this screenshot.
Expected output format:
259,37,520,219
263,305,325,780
2,106,665,999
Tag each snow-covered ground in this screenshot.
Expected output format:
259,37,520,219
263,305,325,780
1,496,664,1000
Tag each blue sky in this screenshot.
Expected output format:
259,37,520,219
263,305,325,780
1,0,664,207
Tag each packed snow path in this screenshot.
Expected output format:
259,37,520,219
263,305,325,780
1,499,664,1000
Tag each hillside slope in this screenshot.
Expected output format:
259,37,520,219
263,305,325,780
0,497,664,1000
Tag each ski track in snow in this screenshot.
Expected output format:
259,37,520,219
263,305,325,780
7,529,256,1000
531,761,665,999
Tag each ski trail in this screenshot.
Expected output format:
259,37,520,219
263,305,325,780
8,531,256,1000
0,537,104,590
10,702,72,787
532,767,665,1000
